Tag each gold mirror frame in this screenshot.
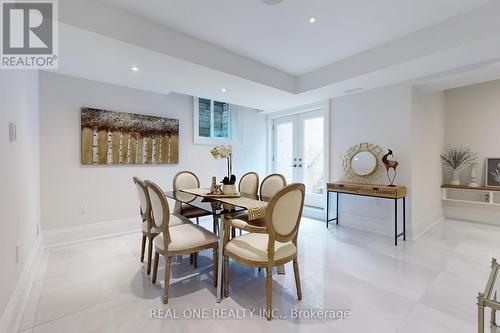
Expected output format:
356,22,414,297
343,143,383,183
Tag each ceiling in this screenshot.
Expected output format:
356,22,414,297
52,0,500,112
101,0,493,76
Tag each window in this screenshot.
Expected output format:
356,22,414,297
194,98,236,144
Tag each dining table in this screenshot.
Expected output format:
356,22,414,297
164,188,284,303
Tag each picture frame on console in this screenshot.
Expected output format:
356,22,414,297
486,158,500,187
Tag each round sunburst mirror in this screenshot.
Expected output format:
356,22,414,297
343,143,383,183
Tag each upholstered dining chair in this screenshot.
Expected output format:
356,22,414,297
227,172,259,238
133,177,191,275
173,171,212,223
260,173,287,198
239,172,259,196
145,180,218,304
223,183,305,320
173,171,217,267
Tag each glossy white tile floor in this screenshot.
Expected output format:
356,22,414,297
18,218,499,333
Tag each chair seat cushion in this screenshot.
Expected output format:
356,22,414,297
154,223,217,253
179,204,211,218
142,214,190,234
225,233,296,263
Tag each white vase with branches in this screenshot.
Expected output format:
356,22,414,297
441,147,478,186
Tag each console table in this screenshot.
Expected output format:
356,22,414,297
326,182,407,246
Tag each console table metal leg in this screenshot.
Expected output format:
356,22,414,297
394,198,398,246
336,193,339,225
403,197,406,241
326,191,330,228
326,191,339,228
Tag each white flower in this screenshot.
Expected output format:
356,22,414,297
210,145,232,159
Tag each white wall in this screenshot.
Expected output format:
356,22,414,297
443,79,500,224
0,71,40,318
411,88,445,237
39,72,266,231
329,85,412,236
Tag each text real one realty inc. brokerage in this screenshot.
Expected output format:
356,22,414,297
150,308,352,320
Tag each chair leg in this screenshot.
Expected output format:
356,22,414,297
224,256,229,297
190,253,193,265
196,217,199,225
193,253,198,268
231,227,236,239
266,267,273,321
140,235,146,262
293,259,302,300
146,237,154,275
162,256,171,304
212,247,218,287
152,252,159,284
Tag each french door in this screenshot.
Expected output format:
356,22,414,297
273,110,327,209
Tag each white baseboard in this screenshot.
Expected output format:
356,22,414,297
42,217,140,248
303,206,325,220
0,218,141,333
0,237,43,333
410,216,444,241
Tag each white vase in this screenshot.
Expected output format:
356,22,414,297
468,163,479,187
222,184,236,195
451,169,460,185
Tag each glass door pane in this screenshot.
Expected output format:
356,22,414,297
303,116,324,195
298,111,325,208
274,118,296,184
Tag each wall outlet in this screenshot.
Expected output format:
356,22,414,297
16,243,21,263
78,204,88,215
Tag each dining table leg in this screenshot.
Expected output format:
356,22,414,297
216,213,225,303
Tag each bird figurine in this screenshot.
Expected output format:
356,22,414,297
382,149,399,187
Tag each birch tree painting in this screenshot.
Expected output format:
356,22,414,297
81,108,179,165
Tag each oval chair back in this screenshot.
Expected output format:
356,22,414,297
145,180,171,251
260,173,287,198
173,171,200,191
172,171,200,213
264,183,305,245
133,176,151,226
238,172,259,196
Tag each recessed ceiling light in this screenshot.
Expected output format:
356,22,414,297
131,66,139,72
309,17,317,24
221,88,227,93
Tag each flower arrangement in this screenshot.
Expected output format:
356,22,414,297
441,146,478,185
210,145,236,185
440,147,478,170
